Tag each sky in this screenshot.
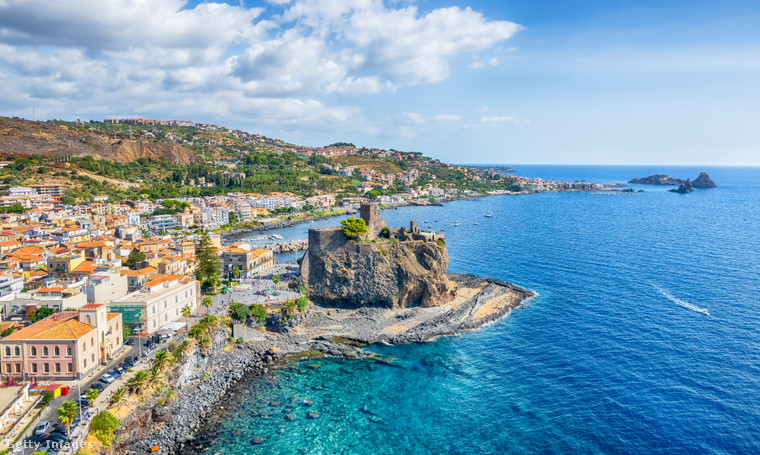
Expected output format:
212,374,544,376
1,0,759,165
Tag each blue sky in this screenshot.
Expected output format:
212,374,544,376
1,0,758,165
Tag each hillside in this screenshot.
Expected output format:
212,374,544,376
0,117,203,164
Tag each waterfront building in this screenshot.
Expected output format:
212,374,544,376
110,275,200,334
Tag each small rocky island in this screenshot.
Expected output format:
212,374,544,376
630,172,717,193
628,174,685,185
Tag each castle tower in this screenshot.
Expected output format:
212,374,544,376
359,203,386,237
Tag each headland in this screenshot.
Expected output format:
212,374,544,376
121,204,533,455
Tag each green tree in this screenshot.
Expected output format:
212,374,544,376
196,234,221,291
202,296,212,314
295,296,309,313
272,274,280,288
110,387,126,408
85,388,100,406
189,324,204,340
232,266,240,279
181,305,192,330
30,307,57,323
228,302,249,322
57,400,79,438
249,303,267,323
90,411,120,448
127,370,150,395
152,350,171,373
124,249,146,270
122,324,132,340
341,216,368,240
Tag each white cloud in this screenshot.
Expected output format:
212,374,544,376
481,116,529,125
0,0,521,136
489,57,499,66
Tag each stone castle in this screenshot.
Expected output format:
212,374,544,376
297,203,456,308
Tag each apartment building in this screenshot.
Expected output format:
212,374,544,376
110,275,200,334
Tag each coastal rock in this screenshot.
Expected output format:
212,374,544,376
669,179,694,194
299,204,457,309
692,172,717,188
628,175,685,185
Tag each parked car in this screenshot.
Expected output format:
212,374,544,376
125,338,134,346
100,374,115,384
52,423,66,434
107,369,120,378
47,432,68,443
34,420,50,436
90,383,105,392
116,365,126,375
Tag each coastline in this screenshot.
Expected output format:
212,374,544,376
122,273,534,455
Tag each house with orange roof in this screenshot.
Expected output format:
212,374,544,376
0,305,123,381
120,267,157,291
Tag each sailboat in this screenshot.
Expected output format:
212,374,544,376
483,202,493,217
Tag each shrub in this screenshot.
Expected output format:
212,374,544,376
380,227,390,238
237,337,244,344
341,217,368,240
90,411,120,448
42,392,54,404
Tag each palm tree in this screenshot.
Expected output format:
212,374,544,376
181,305,192,330
189,324,204,340
202,296,212,315
127,370,150,395
153,349,171,373
110,387,126,408
148,364,162,385
57,400,79,438
85,388,100,407
177,339,193,357
228,302,249,322
272,274,280,289
200,315,220,339
198,337,211,352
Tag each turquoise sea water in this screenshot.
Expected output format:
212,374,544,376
207,166,760,454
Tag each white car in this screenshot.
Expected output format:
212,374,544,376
100,374,115,384
34,420,50,435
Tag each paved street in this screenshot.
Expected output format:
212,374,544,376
205,264,301,317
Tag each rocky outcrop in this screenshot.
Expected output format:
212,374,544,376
692,172,717,188
628,175,685,185
669,179,694,194
299,234,457,308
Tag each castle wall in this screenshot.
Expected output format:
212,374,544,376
360,203,386,237
308,227,347,253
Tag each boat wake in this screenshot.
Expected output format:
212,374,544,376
653,285,709,315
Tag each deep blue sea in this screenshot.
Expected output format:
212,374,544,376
209,166,760,455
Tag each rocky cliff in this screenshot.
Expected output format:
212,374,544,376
299,232,457,308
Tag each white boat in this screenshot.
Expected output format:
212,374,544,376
484,202,493,217
454,221,459,226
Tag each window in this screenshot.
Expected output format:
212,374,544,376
66,346,72,356
116,322,119,330
30,346,37,356
91,354,95,362
15,363,20,373
90,338,94,347
67,363,73,373
31,364,37,373
175,296,178,303
54,346,60,356
164,315,167,322
43,346,49,356
164,301,167,309
152,306,156,314
14,346,20,356
4,347,9,356
55,363,61,373
4,364,10,373
84,359,87,368
43,363,49,373
82,343,86,352
116,337,120,345
86,315,91,325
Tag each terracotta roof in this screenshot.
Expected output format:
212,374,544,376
76,241,106,248
72,261,98,273
36,287,65,293
80,304,103,310
107,313,121,321
4,314,95,341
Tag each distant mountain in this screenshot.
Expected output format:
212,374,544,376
628,174,685,185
